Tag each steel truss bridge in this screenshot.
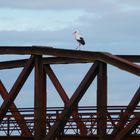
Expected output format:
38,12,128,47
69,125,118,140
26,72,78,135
0,46,140,140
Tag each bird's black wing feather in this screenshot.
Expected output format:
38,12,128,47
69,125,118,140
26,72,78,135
77,37,85,45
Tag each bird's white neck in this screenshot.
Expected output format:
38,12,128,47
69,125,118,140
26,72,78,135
75,32,82,40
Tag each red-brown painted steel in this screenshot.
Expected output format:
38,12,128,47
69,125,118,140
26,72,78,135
117,55,140,63
0,59,28,70
114,112,140,140
0,81,32,136
34,55,46,140
113,87,140,140
0,47,139,140
0,55,140,70
1,135,140,140
45,62,99,140
0,136,33,140
97,62,107,139
112,87,140,135
1,106,140,138
0,47,139,76
45,65,88,135
0,57,34,123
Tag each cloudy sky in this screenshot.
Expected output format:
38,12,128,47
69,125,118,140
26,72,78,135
0,0,140,108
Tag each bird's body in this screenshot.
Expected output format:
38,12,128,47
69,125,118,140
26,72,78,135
77,37,85,45
73,31,85,50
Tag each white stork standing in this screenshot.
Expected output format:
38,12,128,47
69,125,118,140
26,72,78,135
73,30,85,50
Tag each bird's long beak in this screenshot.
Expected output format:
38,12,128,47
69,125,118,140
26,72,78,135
72,31,76,34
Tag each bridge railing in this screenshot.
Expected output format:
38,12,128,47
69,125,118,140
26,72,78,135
0,106,140,136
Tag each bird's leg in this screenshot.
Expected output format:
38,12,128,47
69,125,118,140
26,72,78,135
78,43,81,50
76,43,81,50
76,43,80,50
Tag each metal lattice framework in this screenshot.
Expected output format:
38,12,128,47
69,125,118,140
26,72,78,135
0,46,140,140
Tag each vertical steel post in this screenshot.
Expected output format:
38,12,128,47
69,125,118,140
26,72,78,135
34,55,46,140
97,62,107,139
7,116,10,136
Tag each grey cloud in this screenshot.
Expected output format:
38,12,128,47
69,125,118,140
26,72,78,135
0,0,86,9
0,0,127,11
0,29,75,46
0,6,140,47
118,0,140,6
76,8,140,43
0,2,140,49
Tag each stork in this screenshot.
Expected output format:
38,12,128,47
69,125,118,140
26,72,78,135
73,31,85,50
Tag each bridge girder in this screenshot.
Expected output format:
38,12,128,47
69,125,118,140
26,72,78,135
0,46,139,140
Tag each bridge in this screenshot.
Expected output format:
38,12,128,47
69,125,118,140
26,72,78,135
0,46,140,140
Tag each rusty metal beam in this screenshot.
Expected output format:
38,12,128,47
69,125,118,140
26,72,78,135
0,80,32,136
0,136,33,140
43,57,92,64
113,87,140,140
0,58,90,70
0,55,139,70
0,57,34,123
44,62,99,140
45,65,88,135
114,112,140,140
0,47,139,76
0,59,28,70
117,55,140,63
34,55,46,140
44,56,140,64
43,55,140,64
97,62,107,139
1,135,140,140
112,87,140,135
58,135,140,140
0,46,139,63
3,46,140,76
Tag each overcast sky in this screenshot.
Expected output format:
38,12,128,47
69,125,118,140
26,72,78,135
0,0,139,107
